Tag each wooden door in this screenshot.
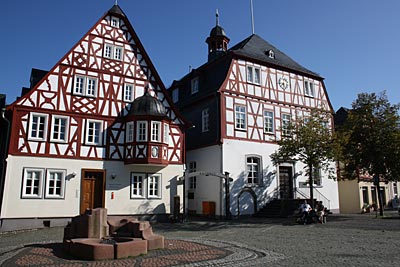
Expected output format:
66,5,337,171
80,170,105,214
279,167,293,199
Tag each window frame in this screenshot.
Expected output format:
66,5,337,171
86,119,103,146
21,168,44,199
163,123,169,144
103,44,124,61
202,108,210,132
28,113,48,141
50,115,69,143
136,121,148,142
304,80,315,97
45,169,66,199
123,83,134,102
191,77,199,94
263,110,274,134
126,121,134,142
111,17,119,28
147,174,162,198
246,65,261,85
130,172,145,198
234,105,247,130
73,75,98,97
281,114,291,136
151,121,161,142
246,155,262,186
189,161,197,190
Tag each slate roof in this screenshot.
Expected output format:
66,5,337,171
108,4,127,17
230,34,322,79
128,91,168,118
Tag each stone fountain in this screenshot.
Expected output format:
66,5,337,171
63,208,164,260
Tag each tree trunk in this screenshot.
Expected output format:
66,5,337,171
377,182,384,217
309,163,314,209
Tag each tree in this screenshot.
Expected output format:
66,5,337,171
336,91,400,216
271,109,337,208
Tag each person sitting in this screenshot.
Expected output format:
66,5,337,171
299,200,312,225
315,201,326,224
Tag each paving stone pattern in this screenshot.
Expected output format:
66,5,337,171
0,212,399,266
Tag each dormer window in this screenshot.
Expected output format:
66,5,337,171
267,49,275,59
191,77,199,94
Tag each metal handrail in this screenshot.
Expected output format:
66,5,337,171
295,187,331,210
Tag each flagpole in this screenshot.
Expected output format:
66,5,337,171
250,0,255,34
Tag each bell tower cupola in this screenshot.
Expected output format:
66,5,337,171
206,10,230,62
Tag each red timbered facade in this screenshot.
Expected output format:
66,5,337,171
0,5,186,231
170,16,339,217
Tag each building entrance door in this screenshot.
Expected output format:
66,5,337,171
80,169,105,214
279,166,293,199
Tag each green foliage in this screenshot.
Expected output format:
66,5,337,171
271,108,337,179
337,91,400,181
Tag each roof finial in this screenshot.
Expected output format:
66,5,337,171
115,0,118,5
216,9,219,26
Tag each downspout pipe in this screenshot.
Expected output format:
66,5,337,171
0,105,11,218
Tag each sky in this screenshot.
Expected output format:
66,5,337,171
1,0,399,110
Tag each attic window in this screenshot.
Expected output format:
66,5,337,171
266,49,275,59
111,17,119,28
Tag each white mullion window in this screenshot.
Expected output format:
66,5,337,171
151,121,161,142
45,169,66,198
263,111,274,134
29,113,48,140
246,156,261,185
126,121,134,142
114,46,123,60
189,161,197,189
247,66,260,85
111,17,119,28
163,123,170,144
51,115,69,142
202,108,209,132
148,174,161,198
74,76,85,95
124,83,133,102
235,105,247,130
22,168,44,198
86,77,97,97
282,114,291,136
86,120,102,145
130,173,145,198
304,81,315,97
137,121,148,142
104,44,113,59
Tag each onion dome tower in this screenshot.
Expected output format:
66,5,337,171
206,10,230,62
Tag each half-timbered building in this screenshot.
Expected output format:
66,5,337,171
170,16,340,217
0,5,186,231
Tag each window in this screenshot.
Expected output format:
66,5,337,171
163,124,169,144
362,187,369,205
263,111,274,133
172,88,179,103
304,81,315,97
235,105,246,130
86,120,102,145
73,75,98,97
130,173,145,198
29,113,48,140
111,17,119,28
313,166,322,186
45,169,66,198
148,174,161,198
191,77,199,94
103,44,124,60
126,122,134,142
189,161,197,189
202,108,209,132
51,116,69,142
246,66,261,84
282,114,291,136
151,121,161,142
268,49,275,59
246,156,261,185
137,121,148,142
124,83,133,102
22,168,44,198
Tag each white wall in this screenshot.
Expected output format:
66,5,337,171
1,155,184,218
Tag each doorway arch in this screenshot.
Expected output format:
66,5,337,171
237,187,257,216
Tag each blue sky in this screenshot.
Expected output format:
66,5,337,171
1,0,399,110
